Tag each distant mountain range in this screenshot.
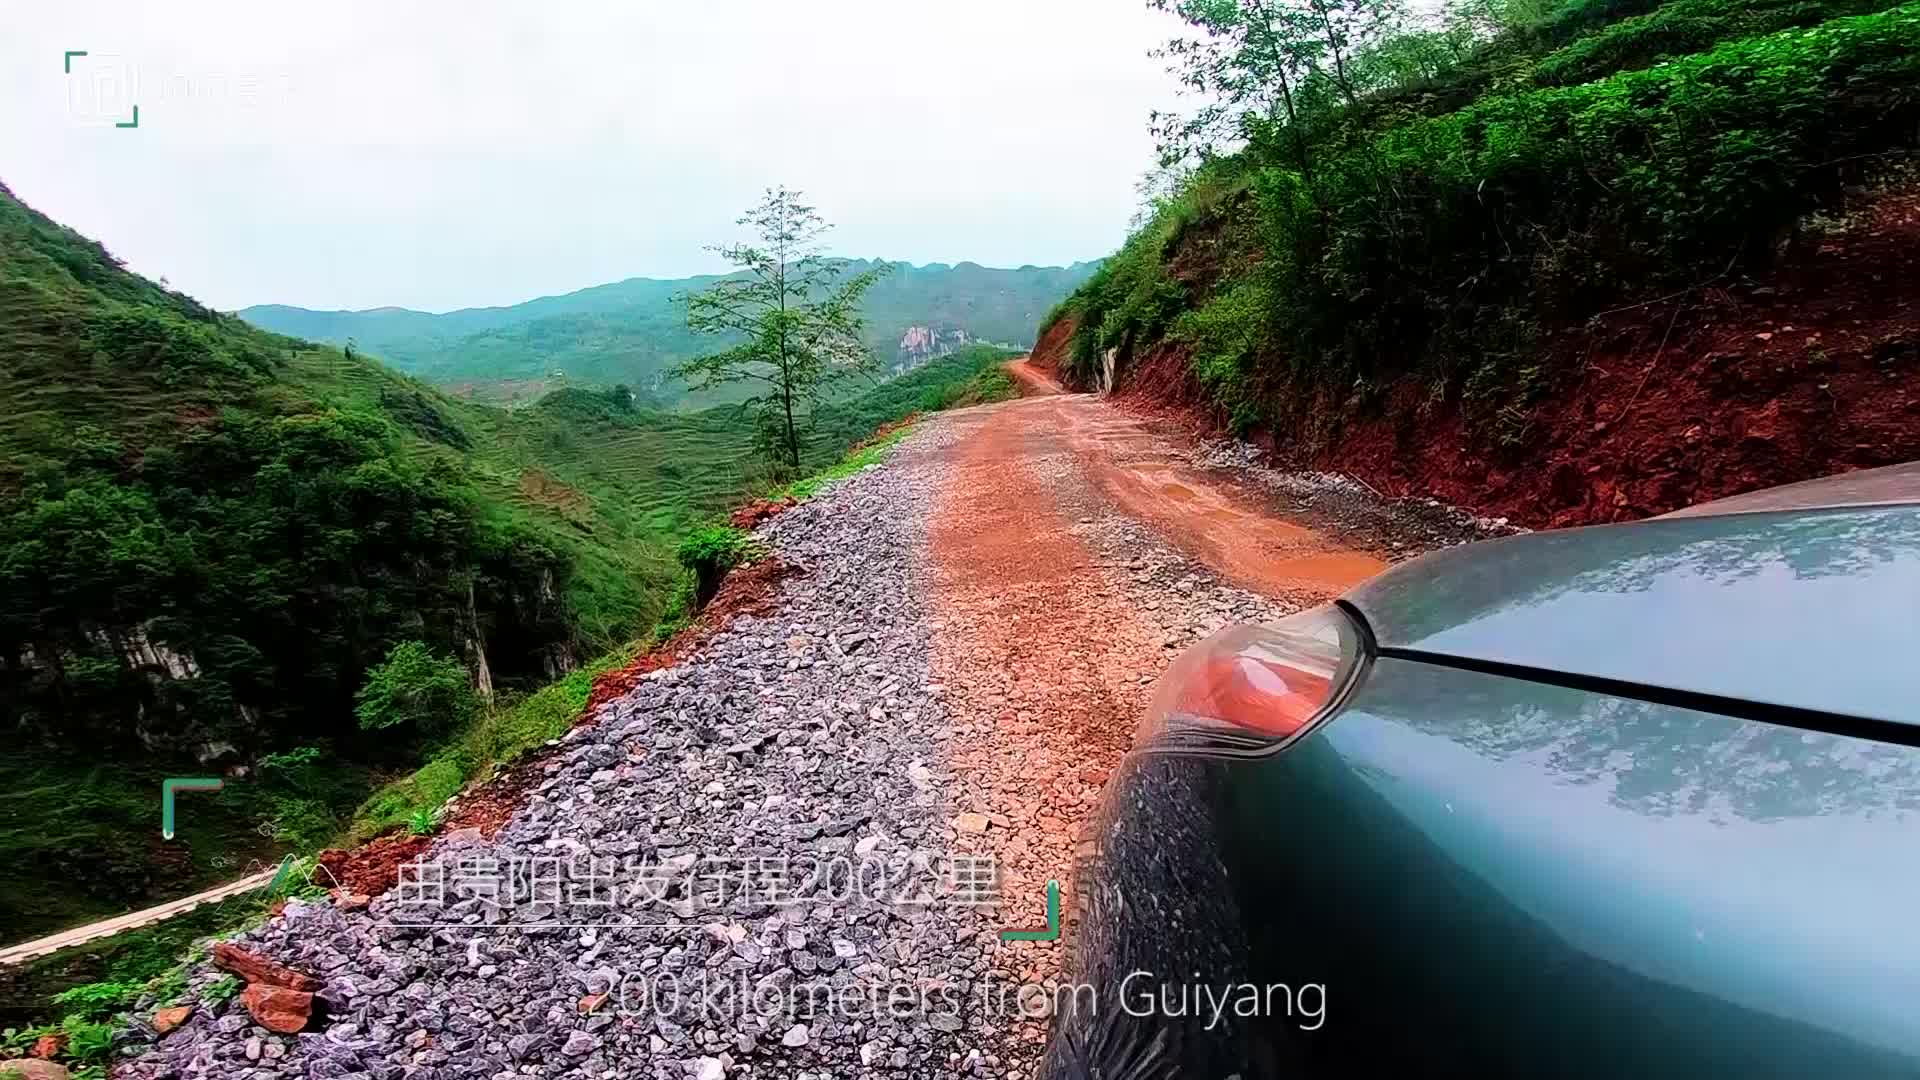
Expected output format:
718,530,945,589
240,259,1099,405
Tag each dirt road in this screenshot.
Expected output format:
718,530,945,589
1004,356,1067,396
916,361,1396,1054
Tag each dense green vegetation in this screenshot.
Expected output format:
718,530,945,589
1049,0,1920,440
0,179,1023,940
353,642,483,736
241,259,1095,404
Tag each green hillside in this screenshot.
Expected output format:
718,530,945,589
241,259,1097,403
1046,0,1920,436
0,182,1020,939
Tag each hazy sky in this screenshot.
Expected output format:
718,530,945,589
3,2,1180,312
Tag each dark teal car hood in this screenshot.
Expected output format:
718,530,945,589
1346,504,1920,729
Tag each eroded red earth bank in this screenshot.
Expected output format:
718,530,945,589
1038,188,1920,530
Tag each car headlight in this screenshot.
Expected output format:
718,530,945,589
1137,603,1368,756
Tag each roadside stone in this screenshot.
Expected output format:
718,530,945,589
562,1029,598,1057
0,1060,69,1080
239,984,313,1033
150,1004,193,1034
212,942,320,991
112,416,1040,1077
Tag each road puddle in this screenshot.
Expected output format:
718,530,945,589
1265,551,1388,589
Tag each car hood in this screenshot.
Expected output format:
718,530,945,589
1345,504,1920,728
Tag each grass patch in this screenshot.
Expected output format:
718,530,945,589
776,422,919,503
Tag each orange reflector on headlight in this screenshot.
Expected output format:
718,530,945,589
1139,605,1364,754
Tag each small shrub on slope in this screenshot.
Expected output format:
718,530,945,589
353,640,481,737
677,525,757,606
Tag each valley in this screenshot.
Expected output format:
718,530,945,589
0,183,1054,950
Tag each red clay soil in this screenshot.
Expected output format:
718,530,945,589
1110,342,1224,433
438,760,546,838
853,412,923,450
1112,186,1920,529
1329,190,1920,527
924,404,1165,1022
314,833,432,898
1028,316,1076,379
584,557,796,713
1049,394,1385,600
729,496,796,529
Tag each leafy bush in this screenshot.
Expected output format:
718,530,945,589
144,964,189,1007
350,646,630,840
1171,279,1277,433
1063,166,1247,384
0,399,571,761
352,753,468,840
353,641,481,736
264,795,339,852
650,575,698,643
405,806,441,836
199,974,242,1006
378,386,473,449
1534,0,1896,86
1,1026,56,1055
49,981,139,1021
676,525,755,606
917,367,1017,411
89,307,273,386
1301,6,1920,358
256,744,331,800
60,1015,116,1062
